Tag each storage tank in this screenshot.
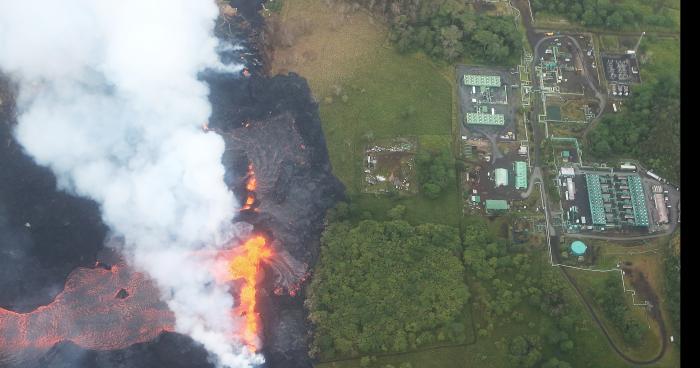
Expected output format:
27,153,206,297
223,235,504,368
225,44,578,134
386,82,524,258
570,240,587,256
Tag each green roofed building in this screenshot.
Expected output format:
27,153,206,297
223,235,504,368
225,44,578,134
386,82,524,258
495,168,509,187
485,200,509,212
627,175,649,227
465,113,505,126
463,74,501,87
514,161,527,190
585,174,606,225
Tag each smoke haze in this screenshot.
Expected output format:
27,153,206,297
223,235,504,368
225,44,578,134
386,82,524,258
0,1,260,367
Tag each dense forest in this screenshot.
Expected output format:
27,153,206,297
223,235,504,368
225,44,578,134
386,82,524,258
462,217,584,366
415,148,455,199
306,219,468,358
531,0,676,30
340,0,522,63
586,73,680,183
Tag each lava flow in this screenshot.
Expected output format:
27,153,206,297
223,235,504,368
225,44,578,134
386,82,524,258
241,163,257,211
0,263,175,366
228,236,272,351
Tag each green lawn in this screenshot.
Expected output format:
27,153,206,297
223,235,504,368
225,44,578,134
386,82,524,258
567,269,664,362
639,36,680,82
320,50,452,194
319,49,458,226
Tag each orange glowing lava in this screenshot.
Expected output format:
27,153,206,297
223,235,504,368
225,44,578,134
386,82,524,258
241,164,257,211
228,236,272,351
0,263,174,364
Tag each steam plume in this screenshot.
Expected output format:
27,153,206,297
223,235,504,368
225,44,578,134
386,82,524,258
0,1,260,367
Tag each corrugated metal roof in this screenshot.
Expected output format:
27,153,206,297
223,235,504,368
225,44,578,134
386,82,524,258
628,175,649,227
495,168,509,187
485,200,509,210
586,174,607,225
465,113,505,126
463,74,501,87
514,161,527,189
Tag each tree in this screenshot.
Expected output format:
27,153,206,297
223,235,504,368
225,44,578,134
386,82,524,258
387,205,407,220
507,335,542,368
416,148,455,199
422,182,441,199
542,357,573,368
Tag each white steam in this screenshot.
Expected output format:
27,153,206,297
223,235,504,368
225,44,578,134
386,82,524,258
0,1,261,367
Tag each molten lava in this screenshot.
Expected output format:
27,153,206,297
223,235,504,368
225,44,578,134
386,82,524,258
0,264,174,365
241,163,257,211
228,236,272,351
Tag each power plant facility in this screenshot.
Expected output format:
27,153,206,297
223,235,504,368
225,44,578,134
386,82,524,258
461,73,508,126
558,167,662,233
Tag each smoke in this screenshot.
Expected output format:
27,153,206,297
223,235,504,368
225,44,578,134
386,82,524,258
0,1,261,367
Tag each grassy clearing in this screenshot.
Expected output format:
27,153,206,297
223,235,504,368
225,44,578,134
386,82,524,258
567,269,663,361
270,0,387,98
599,35,621,52
638,36,680,82
271,0,453,197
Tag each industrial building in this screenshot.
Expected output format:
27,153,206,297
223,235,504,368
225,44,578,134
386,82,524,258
514,161,528,190
584,173,649,228
585,174,606,225
485,199,509,212
565,177,576,201
560,167,575,177
627,175,649,227
463,74,501,87
654,193,669,224
494,168,509,187
465,112,505,126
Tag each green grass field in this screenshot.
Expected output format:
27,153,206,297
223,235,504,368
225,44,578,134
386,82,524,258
320,52,453,194
566,269,665,361
639,36,680,82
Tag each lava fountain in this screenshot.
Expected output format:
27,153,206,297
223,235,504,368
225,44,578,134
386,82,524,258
241,163,257,211
228,236,272,351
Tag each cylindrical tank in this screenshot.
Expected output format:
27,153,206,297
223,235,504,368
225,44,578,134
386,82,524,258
570,240,587,256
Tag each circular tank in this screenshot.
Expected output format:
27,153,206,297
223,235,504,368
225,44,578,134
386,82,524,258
570,240,587,256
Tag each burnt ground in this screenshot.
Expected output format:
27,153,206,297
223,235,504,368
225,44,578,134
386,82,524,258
0,1,344,367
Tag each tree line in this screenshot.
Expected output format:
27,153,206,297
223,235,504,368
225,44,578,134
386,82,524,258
338,0,522,64
531,0,676,30
586,73,680,183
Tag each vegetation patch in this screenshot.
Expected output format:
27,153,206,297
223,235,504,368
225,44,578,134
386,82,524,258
308,220,468,360
664,233,680,342
335,0,522,65
531,0,678,32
